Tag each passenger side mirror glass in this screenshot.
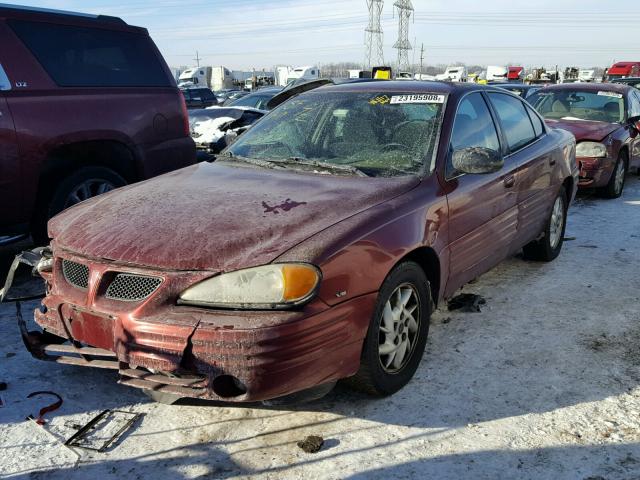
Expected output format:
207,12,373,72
629,116,640,132
452,147,504,174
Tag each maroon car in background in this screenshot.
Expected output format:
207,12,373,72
0,4,195,243
12,82,577,404
528,83,640,198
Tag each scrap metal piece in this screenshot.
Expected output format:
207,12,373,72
0,247,50,303
65,410,142,452
26,391,63,425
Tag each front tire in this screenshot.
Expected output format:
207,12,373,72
347,261,431,396
601,151,627,199
523,187,567,262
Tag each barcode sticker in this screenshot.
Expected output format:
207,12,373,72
390,94,446,104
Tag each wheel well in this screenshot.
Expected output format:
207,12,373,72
40,140,139,185
562,176,574,200
619,145,629,163
400,247,441,306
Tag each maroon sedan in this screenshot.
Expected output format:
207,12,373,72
10,82,578,404
529,83,640,198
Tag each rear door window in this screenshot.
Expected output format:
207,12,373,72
488,93,536,152
8,20,171,87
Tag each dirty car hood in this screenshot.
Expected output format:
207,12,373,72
50,163,419,271
545,119,620,142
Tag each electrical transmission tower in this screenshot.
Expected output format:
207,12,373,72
393,0,414,72
365,0,384,69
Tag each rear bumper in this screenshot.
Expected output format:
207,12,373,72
28,290,376,402
577,156,616,188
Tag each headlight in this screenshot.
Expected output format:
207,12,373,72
576,141,607,158
178,263,321,309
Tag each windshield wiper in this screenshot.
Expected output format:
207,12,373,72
267,157,369,177
219,152,285,170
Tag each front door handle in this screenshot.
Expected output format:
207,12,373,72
503,175,516,188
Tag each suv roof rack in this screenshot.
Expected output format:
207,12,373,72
0,3,126,25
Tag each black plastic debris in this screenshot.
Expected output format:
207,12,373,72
448,293,486,313
66,410,142,452
297,435,324,453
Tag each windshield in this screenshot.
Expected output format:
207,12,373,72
529,89,625,123
229,93,275,110
225,91,446,177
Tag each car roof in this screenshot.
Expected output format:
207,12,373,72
247,87,282,94
0,2,144,32
537,82,631,94
316,80,481,94
491,83,538,89
613,77,640,83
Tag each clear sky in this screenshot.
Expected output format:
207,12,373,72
7,0,639,70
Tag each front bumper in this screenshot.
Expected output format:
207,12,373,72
17,250,376,402
577,156,616,188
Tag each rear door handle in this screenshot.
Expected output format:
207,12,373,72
503,175,516,188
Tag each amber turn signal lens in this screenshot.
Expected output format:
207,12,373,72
282,264,320,302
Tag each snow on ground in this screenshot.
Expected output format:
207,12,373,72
1,178,640,479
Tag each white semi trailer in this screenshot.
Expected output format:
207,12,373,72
178,66,234,91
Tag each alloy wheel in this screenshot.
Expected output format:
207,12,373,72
614,159,625,196
549,196,565,250
63,179,115,209
378,283,420,373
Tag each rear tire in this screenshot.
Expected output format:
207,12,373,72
32,166,126,244
346,261,431,396
601,151,627,199
523,187,567,262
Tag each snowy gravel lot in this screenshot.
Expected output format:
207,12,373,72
1,177,639,480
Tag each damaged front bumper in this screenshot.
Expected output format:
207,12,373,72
6,248,375,403
577,156,616,188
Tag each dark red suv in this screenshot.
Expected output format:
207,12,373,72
0,4,195,243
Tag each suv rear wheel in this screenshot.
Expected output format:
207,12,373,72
32,166,126,243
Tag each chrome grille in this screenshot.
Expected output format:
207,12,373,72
62,259,89,290
106,274,162,302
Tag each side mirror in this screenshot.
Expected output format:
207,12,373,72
628,115,640,133
452,147,504,174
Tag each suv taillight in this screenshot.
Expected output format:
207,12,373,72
178,90,190,136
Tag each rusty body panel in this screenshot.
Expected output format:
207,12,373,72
22,81,579,402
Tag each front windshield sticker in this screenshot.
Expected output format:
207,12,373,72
369,95,391,105
391,94,446,104
598,91,623,99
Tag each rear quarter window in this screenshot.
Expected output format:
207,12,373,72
8,20,171,87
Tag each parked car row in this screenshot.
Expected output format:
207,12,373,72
3,4,639,407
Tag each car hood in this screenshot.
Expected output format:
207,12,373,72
545,118,620,142
49,162,420,272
